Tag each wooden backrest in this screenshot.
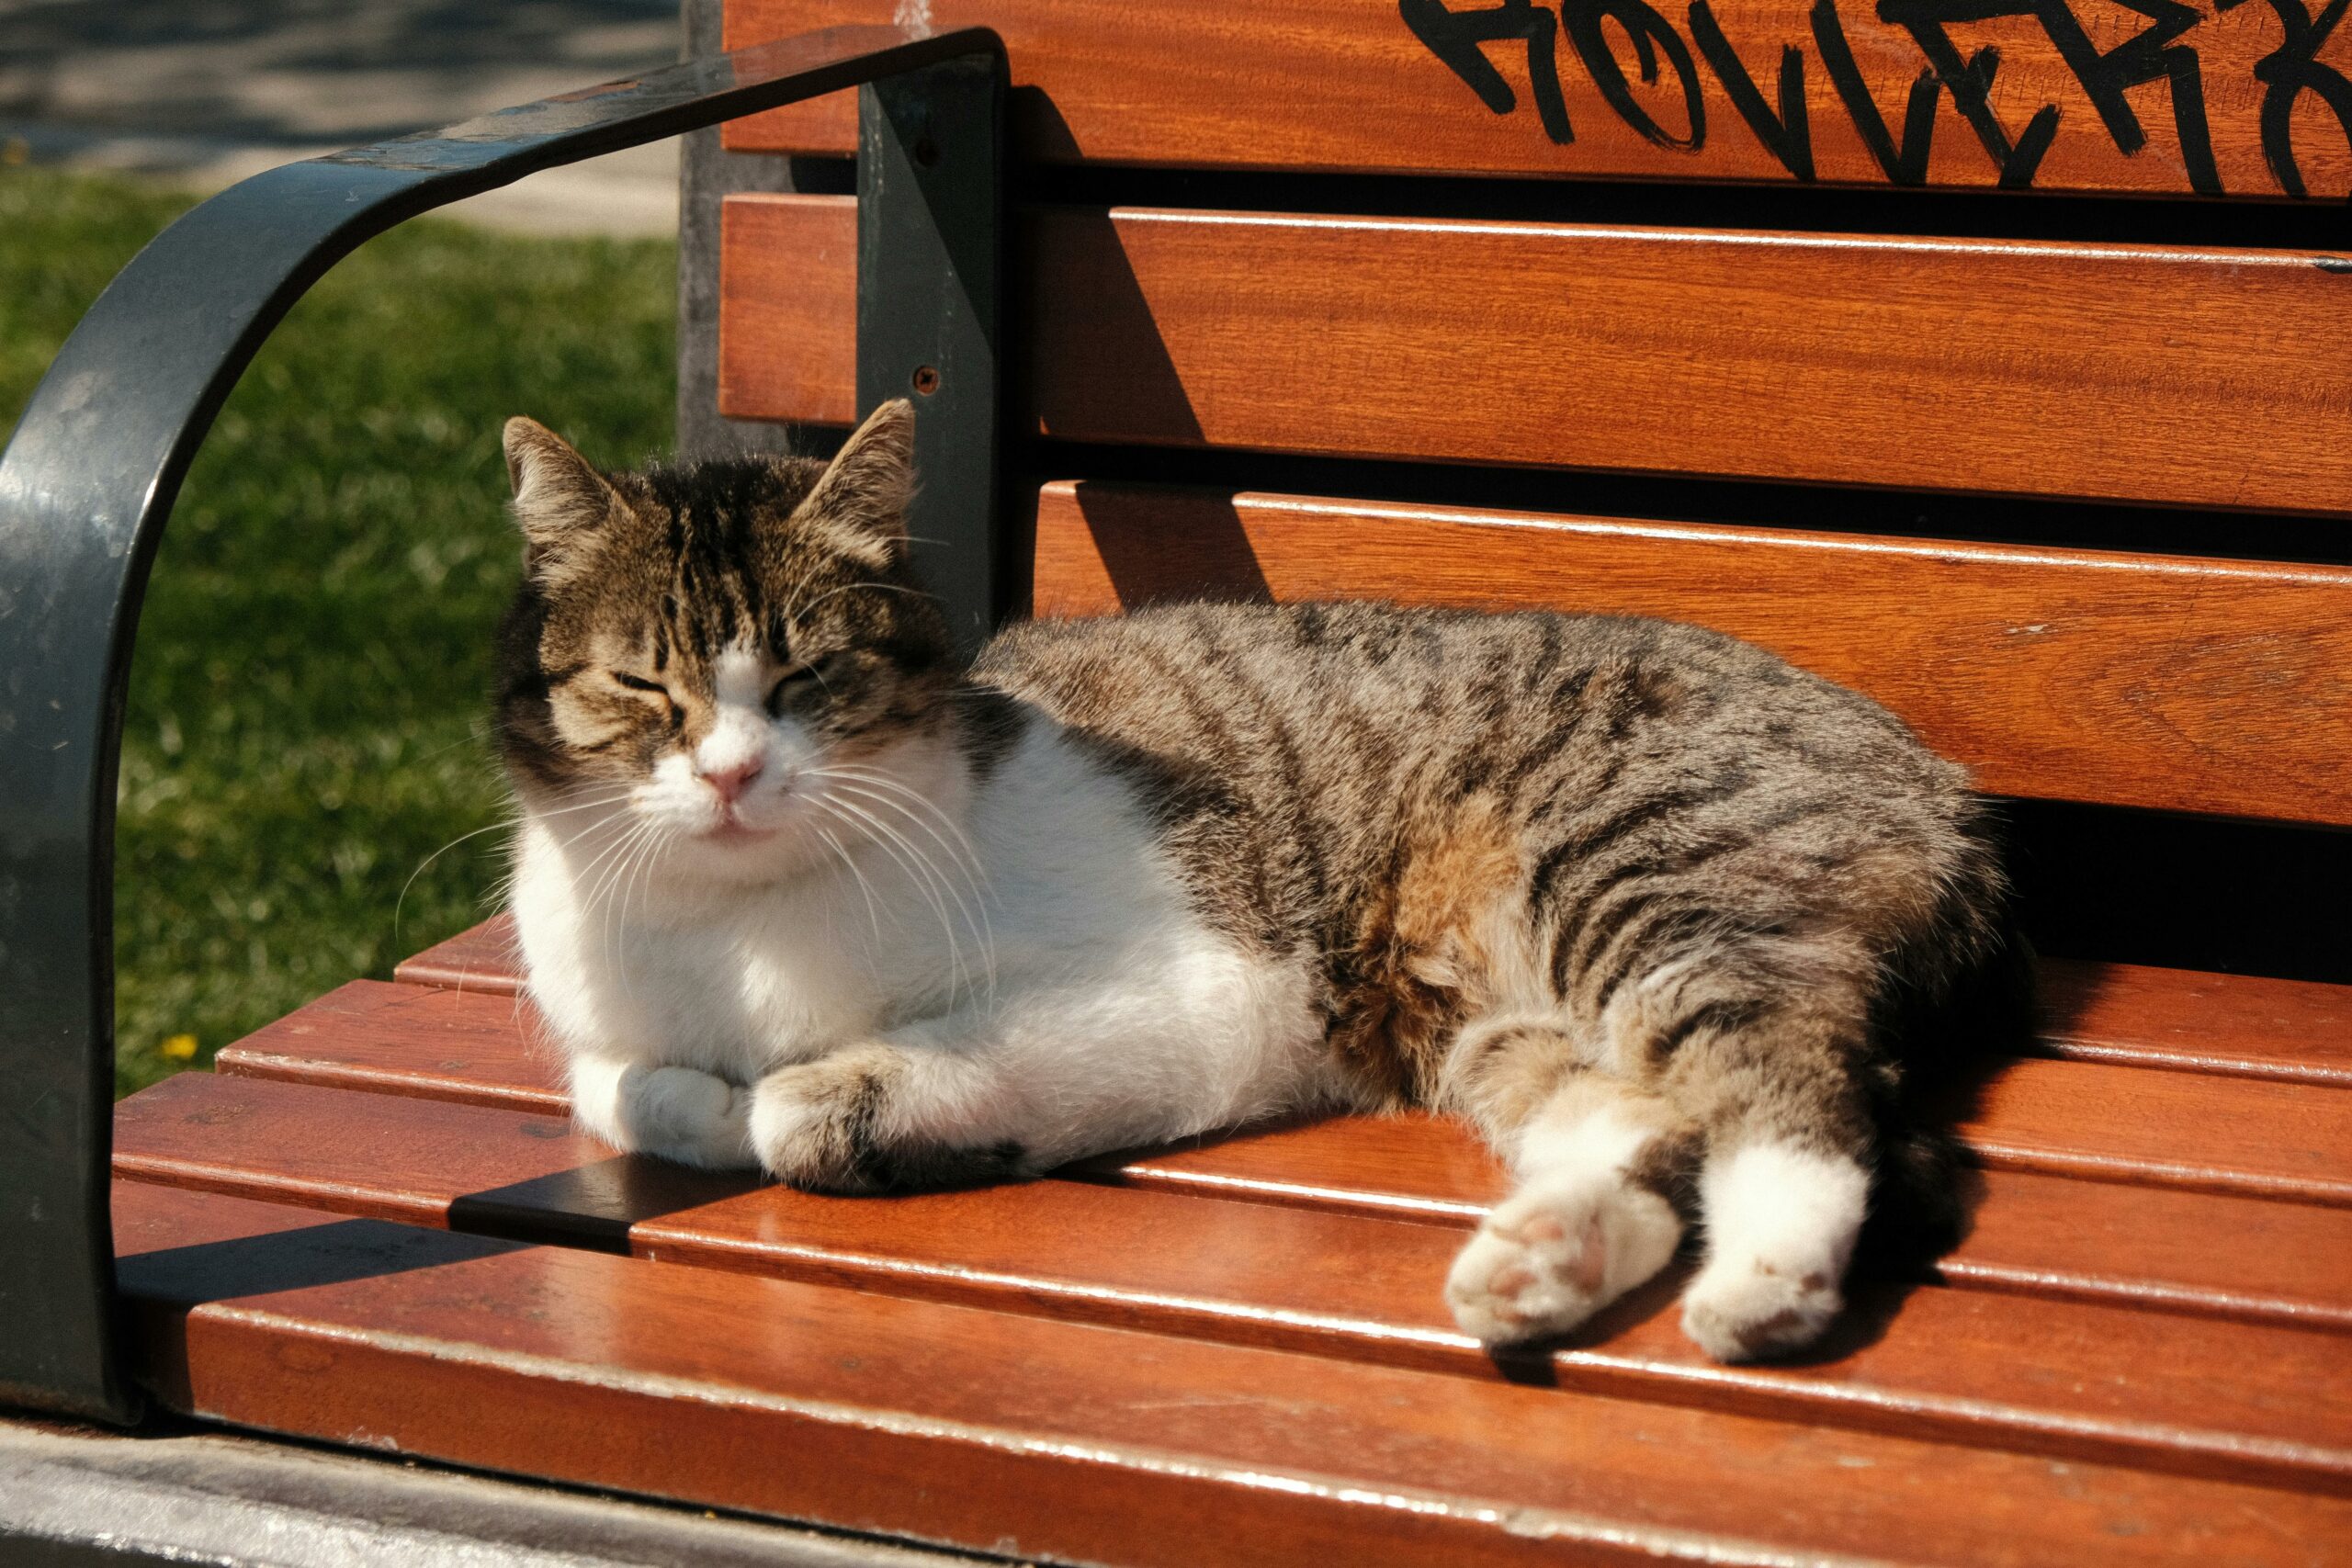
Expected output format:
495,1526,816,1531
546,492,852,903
703,0,2352,848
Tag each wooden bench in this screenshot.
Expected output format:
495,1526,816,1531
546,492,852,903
11,0,2352,1561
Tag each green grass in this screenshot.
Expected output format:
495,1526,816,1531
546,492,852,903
0,169,680,1095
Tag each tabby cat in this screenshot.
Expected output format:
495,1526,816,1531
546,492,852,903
495,400,2020,1362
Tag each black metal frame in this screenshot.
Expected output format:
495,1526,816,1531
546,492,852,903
0,24,1004,1424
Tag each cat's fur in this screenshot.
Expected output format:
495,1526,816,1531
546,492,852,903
494,400,2022,1363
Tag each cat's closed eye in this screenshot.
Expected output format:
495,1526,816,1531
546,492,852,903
765,655,842,716
611,671,684,732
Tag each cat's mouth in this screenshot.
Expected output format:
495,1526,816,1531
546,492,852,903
701,814,779,843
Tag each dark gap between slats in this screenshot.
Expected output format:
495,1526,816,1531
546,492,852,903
768,152,2352,251
1023,164,2352,253
1018,443,2352,568
2005,800,2351,985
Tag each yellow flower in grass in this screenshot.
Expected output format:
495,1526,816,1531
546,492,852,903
161,1034,198,1061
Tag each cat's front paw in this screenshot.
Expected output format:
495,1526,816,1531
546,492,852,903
1444,1171,1682,1346
607,1063,754,1170
751,1044,1025,1193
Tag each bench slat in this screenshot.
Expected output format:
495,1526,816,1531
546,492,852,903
119,1180,2351,1566
163,1054,2352,1330
384,921,2352,1088
1102,1067,2352,1213
113,1073,2352,1492
1028,482,2352,826
717,0,2352,200
392,919,521,994
718,197,2352,514
220,977,2352,1207
2038,961,2352,1086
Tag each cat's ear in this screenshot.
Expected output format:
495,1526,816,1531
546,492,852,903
503,417,620,578
793,398,914,566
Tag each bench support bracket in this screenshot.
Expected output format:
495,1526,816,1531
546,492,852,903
859,62,1005,657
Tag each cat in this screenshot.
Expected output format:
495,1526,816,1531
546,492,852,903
494,399,2022,1363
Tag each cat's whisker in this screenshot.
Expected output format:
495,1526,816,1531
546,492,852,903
599,823,667,986
611,821,675,998
809,818,888,947
831,787,992,997
812,764,990,884
786,578,938,634
815,795,974,1002
811,769,991,903
812,790,983,1006
394,787,638,942
811,774,997,1010
566,816,658,976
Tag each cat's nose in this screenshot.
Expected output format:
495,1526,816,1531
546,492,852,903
698,757,764,805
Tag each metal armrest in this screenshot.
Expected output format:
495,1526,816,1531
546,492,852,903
0,23,1004,1424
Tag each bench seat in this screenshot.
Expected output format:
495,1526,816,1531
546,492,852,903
106,916,2352,1564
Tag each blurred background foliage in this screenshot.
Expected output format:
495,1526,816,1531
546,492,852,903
0,168,678,1093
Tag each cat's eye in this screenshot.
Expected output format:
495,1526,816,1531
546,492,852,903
764,656,840,715
611,671,671,697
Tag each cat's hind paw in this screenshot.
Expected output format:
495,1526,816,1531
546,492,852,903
1679,1142,1865,1361
1679,1257,1843,1362
1444,1172,1682,1346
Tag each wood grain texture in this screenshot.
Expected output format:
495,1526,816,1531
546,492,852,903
117,1180,2352,1567
109,1074,2352,1493
718,0,2352,199
180,1041,2352,1332
716,193,856,428
1022,208,2352,512
2040,959,2352,1085
382,919,2352,1088
1103,1064,2352,1213
1028,483,2352,825
238,975,2352,1207
391,918,520,994
243,964,2352,1213
221,979,550,1112
1962,1057,2352,1204
716,197,2352,513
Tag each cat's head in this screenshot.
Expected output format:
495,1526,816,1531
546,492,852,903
493,400,957,885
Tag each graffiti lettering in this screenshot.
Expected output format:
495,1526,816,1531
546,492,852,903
1400,0,1579,142
1690,0,1815,178
2231,0,2352,197
1874,0,2062,186
1561,0,1710,148
1812,0,1941,181
1400,0,2351,196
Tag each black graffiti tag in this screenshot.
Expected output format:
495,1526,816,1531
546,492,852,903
1811,0,1943,181
1561,0,1711,148
1401,0,1708,148
1403,0,2352,194
1399,0,1580,142
1690,0,1816,177
1870,0,2062,186
2224,0,2352,197
2028,0,2220,194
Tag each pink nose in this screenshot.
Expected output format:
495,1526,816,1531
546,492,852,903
699,758,763,805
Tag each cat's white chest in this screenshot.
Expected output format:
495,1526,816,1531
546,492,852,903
511,821,898,1079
